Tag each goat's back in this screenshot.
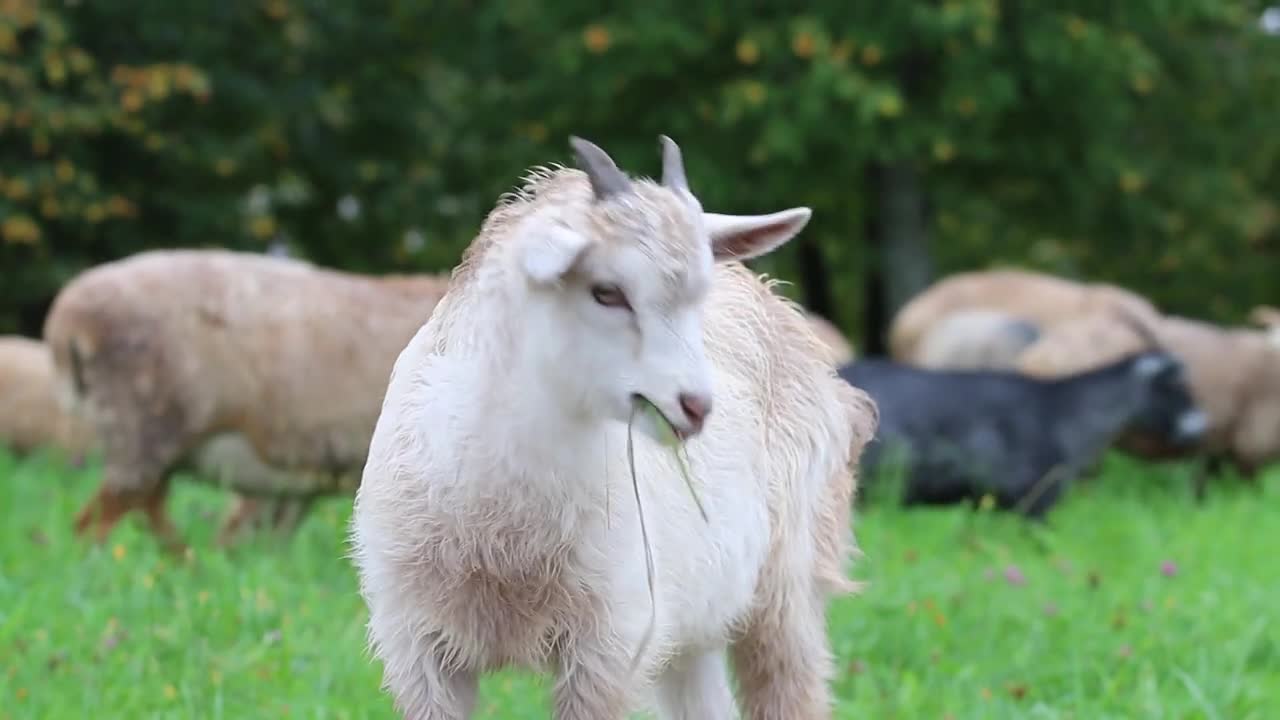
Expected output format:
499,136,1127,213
704,265,877,590
1017,313,1264,451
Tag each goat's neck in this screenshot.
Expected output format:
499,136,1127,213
459,299,610,502
1048,366,1142,467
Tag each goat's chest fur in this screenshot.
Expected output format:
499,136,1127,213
407,496,595,670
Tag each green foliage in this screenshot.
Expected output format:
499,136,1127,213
2,450,1279,717
1,1,1278,336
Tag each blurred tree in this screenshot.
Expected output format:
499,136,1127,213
1,0,1278,347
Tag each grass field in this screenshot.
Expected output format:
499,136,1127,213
2,448,1278,719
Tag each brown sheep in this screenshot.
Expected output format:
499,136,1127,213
1248,304,1280,348
889,268,1159,363
1,335,346,542
804,312,857,365
43,249,450,551
1016,311,1278,499
910,308,1042,370
0,335,94,459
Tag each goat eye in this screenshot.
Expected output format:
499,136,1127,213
590,284,630,310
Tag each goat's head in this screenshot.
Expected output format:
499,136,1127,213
511,134,811,442
1125,351,1207,449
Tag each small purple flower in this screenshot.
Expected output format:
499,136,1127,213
1043,602,1059,617
1003,565,1026,586
1160,560,1178,578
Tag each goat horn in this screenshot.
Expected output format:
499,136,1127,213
659,134,688,192
569,135,632,200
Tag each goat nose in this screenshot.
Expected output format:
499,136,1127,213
678,392,712,430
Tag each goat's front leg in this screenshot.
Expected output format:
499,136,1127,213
655,649,738,720
378,638,477,720
552,636,635,720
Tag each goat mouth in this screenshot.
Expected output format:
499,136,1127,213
631,394,692,441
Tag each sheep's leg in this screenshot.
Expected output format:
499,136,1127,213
731,581,834,720
216,495,265,547
140,480,185,555
270,495,316,536
552,642,632,720
1192,455,1218,504
73,486,137,543
654,649,738,720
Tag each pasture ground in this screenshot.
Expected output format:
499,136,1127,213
1,449,1277,719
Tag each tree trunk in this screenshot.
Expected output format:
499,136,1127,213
795,235,835,323
863,160,935,355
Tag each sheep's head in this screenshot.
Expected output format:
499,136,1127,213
511,134,810,443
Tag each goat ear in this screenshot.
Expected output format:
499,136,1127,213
519,224,592,283
704,207,812,263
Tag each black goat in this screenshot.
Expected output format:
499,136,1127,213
839,351,1207,518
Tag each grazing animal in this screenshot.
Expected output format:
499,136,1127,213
42,249,450,550
0,335,341,539
1017,311,1280,498
889,268,1158,363
910,308,1041,370
0,335,93,459
350,136,877,720
841,351,1206,518
805,312,857,365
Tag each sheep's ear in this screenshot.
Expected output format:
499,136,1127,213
519,224,592,283
705,208,812,262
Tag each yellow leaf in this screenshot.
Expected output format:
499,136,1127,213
5,178,30,200
68,48,93,74
1065,16,1087,39
249,215,277,238
860,44,882,66
44,57,67,85
107,195,136,218
147,70,170,99
830,39,854,65
932,140,955,162
877,94,903,118
2,215,40,245
736,38,760,65
1119,170,1145,194
791,31,816,59
121,91,144,113
743,81,766,106
582,24,611,54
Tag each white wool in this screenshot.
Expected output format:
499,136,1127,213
350,142,875,719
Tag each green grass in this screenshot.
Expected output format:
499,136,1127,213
2,449,1278,719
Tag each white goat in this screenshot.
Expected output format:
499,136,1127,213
350,136,877,719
